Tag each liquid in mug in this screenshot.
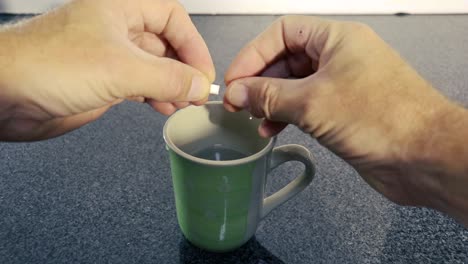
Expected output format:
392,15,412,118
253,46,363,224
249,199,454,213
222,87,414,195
192,144,248,161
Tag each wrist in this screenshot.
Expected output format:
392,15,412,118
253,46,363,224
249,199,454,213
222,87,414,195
0,25,32,138
404,100,468,225
0,29,19,123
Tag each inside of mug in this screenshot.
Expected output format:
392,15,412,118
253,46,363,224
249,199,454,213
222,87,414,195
165,102,270,160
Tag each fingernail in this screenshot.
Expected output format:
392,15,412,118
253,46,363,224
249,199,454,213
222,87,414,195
228,83,249,108
188,75,209,101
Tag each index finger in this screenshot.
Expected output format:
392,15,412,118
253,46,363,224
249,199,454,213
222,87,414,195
224,16,333,84
140,0,215,82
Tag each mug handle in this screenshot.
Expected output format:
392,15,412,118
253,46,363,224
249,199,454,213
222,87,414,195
261,144,316,219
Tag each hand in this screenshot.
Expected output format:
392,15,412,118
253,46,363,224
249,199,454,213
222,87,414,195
224,16,468,225
0,0,215,141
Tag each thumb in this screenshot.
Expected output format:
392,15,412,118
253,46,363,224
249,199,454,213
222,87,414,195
118,56,211,102
225,77,306,124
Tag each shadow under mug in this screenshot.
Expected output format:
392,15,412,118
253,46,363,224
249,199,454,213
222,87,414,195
163,101,316,252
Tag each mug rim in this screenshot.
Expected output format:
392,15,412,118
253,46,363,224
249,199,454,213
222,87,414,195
163,101,275,166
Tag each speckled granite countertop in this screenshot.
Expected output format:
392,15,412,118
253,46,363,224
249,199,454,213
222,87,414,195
1,14,467,264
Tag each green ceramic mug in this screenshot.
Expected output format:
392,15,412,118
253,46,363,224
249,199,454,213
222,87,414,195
163,101,316,252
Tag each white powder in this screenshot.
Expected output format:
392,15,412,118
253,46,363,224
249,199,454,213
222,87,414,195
210,84,220,95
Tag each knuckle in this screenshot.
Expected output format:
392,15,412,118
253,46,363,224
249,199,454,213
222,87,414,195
296,91,318,132
257,81,280,120
342,21,376,38
160,0,187,23
276,15,289,24
166,0,188,18
171,0,185,11
294,79,331,134
277,14,303,24
165,62,189,100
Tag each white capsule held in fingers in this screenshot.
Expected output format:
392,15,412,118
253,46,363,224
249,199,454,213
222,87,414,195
210,84,220,95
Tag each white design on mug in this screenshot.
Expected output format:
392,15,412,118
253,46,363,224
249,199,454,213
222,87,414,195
217,175,232,193
219,175,229,241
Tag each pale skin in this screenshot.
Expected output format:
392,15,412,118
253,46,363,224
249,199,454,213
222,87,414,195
224,16,468,227
0,1,467,227
0,0,215,141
